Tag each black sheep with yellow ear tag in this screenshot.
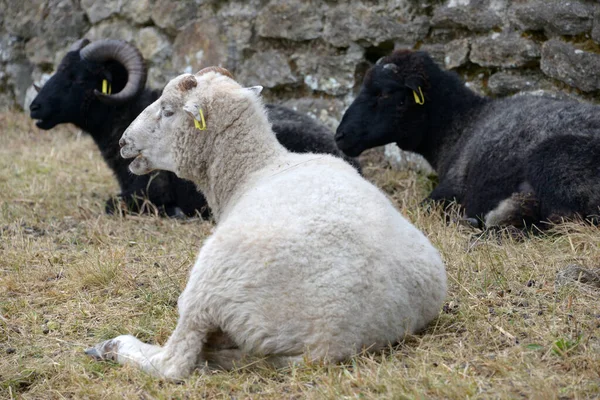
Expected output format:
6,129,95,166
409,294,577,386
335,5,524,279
336,50,600,229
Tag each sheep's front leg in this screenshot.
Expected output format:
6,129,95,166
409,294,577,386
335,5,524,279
85,334,162,370
86,317,209,380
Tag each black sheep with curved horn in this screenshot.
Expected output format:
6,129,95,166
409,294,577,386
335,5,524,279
30,39,359,218
30,38,186,216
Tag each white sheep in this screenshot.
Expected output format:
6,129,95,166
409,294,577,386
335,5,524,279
85,67,448,380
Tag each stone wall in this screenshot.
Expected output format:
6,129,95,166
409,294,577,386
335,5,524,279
1,0,600,133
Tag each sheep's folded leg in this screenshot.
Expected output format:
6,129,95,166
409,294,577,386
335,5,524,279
484,189,539,229
86,316,210,380
458,217,481,228
85,335,164,372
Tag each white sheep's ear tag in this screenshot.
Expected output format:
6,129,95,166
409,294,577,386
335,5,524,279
245,86,263,96
183,102,206,131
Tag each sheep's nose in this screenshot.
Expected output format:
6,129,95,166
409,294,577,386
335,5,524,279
334,130,345,141
119,138,127,148
30,102,40,112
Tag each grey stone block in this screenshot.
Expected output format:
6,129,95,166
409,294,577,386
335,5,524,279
541,39,600,92
470,33,540,68
444,38,470,69
256,1,324,41
237,50,297,89
511,0,595,36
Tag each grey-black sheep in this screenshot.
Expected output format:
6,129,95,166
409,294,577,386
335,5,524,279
30,39,359,218
335,50,600,228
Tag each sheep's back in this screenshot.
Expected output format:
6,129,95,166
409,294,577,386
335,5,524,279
448,95,600,187
191,153,446,357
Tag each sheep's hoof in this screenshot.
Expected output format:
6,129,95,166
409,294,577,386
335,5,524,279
459,217,480,228
166,206,186,219
85,339,120,362
84,347,103,360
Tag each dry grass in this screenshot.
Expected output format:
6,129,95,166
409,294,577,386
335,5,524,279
0,111,599,399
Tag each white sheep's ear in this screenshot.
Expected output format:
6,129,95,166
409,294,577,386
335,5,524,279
183,101,201,121
245,86,263,96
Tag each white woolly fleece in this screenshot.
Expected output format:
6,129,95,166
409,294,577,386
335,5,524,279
92,70,448,380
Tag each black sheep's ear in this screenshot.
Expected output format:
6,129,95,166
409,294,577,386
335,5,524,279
404,76,423,92
101,69,113,82
404,76,426,105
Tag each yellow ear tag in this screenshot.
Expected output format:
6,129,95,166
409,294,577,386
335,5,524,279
194,108,206,131
412,87,425,105
102,79,112,95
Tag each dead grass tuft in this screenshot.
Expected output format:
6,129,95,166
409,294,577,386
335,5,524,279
1,112,599,399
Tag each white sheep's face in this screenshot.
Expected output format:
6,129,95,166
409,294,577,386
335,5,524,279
119,74,200,175
120,71,263,176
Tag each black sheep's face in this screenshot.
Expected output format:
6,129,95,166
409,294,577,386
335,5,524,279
335,67,427,157
29,52,107,130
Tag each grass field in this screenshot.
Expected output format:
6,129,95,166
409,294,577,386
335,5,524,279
1,111,599,399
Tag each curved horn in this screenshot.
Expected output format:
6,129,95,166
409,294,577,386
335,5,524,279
33,83,41,93
69,38,90,52
195,66,234,79
80,39,147,105
375,57,387,66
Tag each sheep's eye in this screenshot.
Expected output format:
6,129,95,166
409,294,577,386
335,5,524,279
163,110,174,117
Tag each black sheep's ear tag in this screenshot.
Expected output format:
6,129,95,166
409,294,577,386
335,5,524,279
102,79,112,95
405,77,425,105
412,87,425,105
101,71,113,95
